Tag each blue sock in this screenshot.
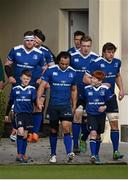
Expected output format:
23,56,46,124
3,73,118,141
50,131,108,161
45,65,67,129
111,130,119,152
22,138,27,155
63,133,72,154
90,139,96,156
72,123,81,148
95,139,101,156
49,133,57,155
33,113,43,133
81,123,90,141
17,135,23,155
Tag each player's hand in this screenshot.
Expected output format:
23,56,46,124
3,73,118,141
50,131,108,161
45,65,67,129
98,105,107,112
4,116,11,123
8,76,16,84
103,83,111,88
37,98,44,111
118,90,125,101
36,78,42,85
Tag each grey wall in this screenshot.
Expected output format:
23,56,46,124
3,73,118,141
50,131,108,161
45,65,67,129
0,0,89,60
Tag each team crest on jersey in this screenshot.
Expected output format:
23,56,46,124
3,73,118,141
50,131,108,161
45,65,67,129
69,72,73,78
33,54,38,60
53,72,58,76
88,91,93,96
74,58,79,62
16,52,21,56
16,91,20,94
28,90,31,94
114,62,118,67
100,63,105,68
100,90,105,96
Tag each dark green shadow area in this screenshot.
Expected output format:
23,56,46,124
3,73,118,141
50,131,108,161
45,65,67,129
0,164,128,179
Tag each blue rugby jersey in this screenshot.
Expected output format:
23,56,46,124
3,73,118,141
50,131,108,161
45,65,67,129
84,84,112,115
7,45,46,85
68,47,79,54
34,46,55,80
86,57,121,94
41,65,77,106
10,85,36,113
70,51,99,99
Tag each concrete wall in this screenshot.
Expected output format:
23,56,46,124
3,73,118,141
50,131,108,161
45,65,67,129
0,0,88,60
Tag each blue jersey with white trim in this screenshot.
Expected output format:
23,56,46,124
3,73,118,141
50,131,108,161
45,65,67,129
70,51,99,99
34,46,55,80
84,84,112,115
86,57,121,94
41,65,77,106
68,47,79,54
10,85,36,113
7,45,46,85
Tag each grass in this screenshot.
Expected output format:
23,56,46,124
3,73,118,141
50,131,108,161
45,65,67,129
0,164,128,179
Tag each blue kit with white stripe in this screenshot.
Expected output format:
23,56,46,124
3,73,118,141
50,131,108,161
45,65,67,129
7,45,46,85
41,65,77,106
86,57,121,94
84,84,112,115
70,51,99,99
10,85,36,113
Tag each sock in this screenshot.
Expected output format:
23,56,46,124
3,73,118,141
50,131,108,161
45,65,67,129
72,123,81,148
95,138,101,156
90,139,96,156
111,130,119,152
49,133,57,155
22,138,27,155
32,113,43,133
17,135,23,155
63,133,72,154
81,122,90,141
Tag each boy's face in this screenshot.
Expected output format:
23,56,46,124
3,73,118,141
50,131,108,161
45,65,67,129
91,76,102,86
103,49,115,61
80,40,92,56
20,74,31,86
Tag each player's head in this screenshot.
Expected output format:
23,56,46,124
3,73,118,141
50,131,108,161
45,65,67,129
20,69,32,86
80,35,92,56
102,42,117,61
56,51,71,70
73,31,85,49
23,31,35,50
91,70,106,86
33,29,46,48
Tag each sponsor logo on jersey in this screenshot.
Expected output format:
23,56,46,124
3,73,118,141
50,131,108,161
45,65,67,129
100,63,105,68
16,91,20,94
88,91,93,96
74,58,79,62
53,72,58,76
16,52,21,56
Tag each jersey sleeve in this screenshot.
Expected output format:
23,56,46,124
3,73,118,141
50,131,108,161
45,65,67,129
7,48,15,62
41,68,51,83
44,50,54,64
31,88,37,102
39,54,47,69
71,72,77,86
104,88,113,102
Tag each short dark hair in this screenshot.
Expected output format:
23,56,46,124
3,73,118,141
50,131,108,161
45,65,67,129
102,42,117,53
56,51,71,64
21,69,32,77
92,70,106,81
33,29,46,42
74,31,85,38
24,31,34,37
80,35,92,43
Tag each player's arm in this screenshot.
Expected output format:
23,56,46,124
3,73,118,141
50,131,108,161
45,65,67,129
71,85,77,114
83,72,92,84
37,80,47,110
115,72,124,100
4,58,16,84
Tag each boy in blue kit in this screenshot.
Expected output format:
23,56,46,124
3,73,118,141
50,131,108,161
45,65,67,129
9,69,36,163
84,70,112,164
